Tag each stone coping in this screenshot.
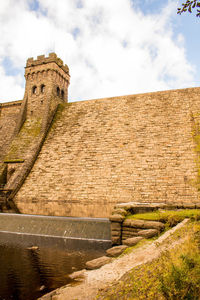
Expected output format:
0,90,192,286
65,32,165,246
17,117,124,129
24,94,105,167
115,202,200,210
0,100,22,107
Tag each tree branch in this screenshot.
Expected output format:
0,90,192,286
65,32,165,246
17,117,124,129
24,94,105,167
177,0,200,17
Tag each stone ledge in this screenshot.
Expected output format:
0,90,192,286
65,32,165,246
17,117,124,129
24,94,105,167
123,219,165,231
137,229,159,238
106,245,128,257
109,214,125,222
123,236,144,246
86,256,112,270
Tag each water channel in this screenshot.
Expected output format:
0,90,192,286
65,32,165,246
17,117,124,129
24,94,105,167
0,214,111,300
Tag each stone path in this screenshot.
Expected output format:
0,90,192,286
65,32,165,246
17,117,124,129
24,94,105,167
39,219,189,300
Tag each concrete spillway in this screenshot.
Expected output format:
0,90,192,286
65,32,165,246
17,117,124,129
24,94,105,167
0,213,111,243
0,213,111,299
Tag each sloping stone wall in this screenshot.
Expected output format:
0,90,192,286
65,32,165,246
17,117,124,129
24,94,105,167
13,87,200,217
0,101,22,162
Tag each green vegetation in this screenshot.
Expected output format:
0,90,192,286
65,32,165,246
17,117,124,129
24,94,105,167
51,103,68,128
193,132,200,190
5,117,42,161
121,238,155,256
50,102,86,134
127,209,200,227
120,209,198,255
97,222,200,300
4,159,24,163
177,1,200,17
191,114,200,191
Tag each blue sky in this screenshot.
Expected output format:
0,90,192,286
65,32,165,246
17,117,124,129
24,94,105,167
0,0,199,102
136,0,200,84
175,12,200,81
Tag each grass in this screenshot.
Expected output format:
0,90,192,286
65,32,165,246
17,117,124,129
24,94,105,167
126,209,200,227
96,221,200,300
120,238,157,256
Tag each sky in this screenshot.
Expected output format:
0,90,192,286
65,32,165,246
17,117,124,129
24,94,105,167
0,0,199,103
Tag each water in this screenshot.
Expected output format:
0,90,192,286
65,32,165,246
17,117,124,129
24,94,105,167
0,214,111,300
0,232,110,300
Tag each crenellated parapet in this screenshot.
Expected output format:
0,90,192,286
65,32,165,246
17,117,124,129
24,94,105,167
25,53,70,93
26,53,69,75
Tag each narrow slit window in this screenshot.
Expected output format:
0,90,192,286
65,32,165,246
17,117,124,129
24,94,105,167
61,90,64,100
57,87,60,96
32,86,37,94
41,84,45,93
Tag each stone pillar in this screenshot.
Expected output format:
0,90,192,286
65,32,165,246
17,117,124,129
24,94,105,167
109,208,127,245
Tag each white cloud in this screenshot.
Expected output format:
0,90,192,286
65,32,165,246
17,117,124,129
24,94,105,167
0,66,24,101
0,0,196,103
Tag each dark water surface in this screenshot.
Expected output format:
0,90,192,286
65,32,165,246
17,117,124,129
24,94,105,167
0,232,110,300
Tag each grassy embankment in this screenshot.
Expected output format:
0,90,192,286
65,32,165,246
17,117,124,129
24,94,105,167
97,210,200,300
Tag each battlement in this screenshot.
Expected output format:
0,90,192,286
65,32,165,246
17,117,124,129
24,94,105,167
26,53,69,75
24,53,70,115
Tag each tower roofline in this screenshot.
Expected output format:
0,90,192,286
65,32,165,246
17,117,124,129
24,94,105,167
26,52,70,75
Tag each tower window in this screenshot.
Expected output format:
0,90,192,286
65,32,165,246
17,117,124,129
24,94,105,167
32,86,37,94
61,90,64,100
57,87,60,96
41,84,45,93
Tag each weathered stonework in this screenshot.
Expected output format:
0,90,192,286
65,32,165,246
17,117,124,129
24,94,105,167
0,54,70,211
109,202,199,245
24,53,70,118
14,88,200,217
0,101,22,162
0,54,200,217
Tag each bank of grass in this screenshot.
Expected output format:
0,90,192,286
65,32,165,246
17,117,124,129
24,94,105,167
96,221,200,300
121,237,159,257
126,209,200,227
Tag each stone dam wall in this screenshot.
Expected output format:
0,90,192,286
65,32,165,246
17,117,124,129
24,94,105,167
3,87,199,217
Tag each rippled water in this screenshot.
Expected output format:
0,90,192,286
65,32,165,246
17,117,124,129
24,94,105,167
0,232,109,300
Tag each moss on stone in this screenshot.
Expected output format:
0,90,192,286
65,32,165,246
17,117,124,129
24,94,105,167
51,103,69,128
191,113,200,191
4,159,24,163
5,117,42,161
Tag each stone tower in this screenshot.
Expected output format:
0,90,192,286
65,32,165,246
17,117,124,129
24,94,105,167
1,53,70,206
24,53,70,117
